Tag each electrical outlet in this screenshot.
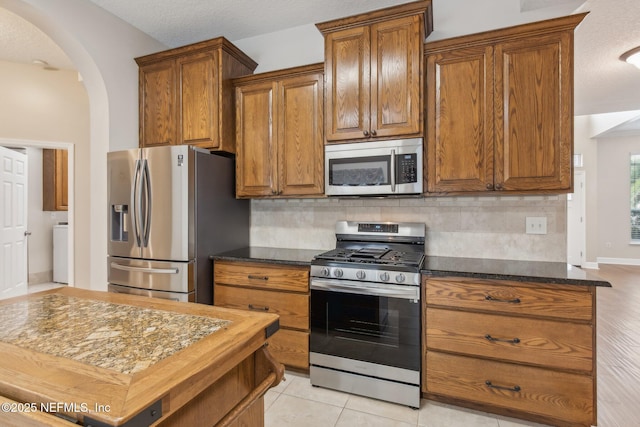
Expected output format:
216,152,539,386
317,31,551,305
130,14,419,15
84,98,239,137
526,217,547,235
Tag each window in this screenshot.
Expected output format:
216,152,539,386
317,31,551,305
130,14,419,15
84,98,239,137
630,154,640,241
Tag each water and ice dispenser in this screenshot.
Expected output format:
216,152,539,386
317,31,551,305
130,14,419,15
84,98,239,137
111,204,128,241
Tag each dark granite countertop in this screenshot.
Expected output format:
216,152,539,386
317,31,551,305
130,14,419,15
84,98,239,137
421,256,612,287
211,246,328,266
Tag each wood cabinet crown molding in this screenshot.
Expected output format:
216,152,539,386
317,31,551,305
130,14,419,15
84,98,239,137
424,12,587,53
232,63,324,86
135,36,257,70
316,0,433,39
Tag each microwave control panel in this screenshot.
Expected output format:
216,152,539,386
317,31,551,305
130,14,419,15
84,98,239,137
396,154,418,184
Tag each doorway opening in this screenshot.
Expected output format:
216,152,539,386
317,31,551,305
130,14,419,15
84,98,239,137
1,139,75,288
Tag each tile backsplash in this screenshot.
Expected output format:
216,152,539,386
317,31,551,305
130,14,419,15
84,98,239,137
250,195,567,262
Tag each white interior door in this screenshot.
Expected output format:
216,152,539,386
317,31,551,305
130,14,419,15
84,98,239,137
567,170,586,266
0,147,28,299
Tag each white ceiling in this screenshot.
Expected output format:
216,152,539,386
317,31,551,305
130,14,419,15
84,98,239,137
2,0,640,117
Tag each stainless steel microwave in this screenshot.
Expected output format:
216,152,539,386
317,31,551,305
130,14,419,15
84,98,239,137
325,138,423,196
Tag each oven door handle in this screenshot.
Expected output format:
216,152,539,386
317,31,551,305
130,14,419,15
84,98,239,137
310,279,419,300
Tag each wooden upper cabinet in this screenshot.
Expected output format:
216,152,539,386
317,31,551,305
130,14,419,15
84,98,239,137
139,61,176,147
318,1,432,143
425,13,586,195
43,149,68,211
178,51,219,148
427,45,495,193
235,64,324,198
278,73,324,196
235,81,277,197
495,32,573,191
136,38,257,153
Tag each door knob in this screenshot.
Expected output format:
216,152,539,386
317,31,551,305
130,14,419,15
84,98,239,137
24,231,32,236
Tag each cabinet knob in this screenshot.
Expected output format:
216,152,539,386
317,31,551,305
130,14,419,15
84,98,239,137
486,183,494,190
370,129,377,136
495,183,503,190
363,130,370,137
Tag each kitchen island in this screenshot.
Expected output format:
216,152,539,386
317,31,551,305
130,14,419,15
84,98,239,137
0,287,283,427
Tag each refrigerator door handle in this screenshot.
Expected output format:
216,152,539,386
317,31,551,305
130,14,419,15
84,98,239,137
142,159,152,247
132,159,142,247
110,262,179,274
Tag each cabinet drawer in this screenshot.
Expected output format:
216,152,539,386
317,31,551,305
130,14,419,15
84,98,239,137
214,261,309,292
425,351,594,426
426,308,593,372
425,278,593,321
268,329,309,370
215,285,309,330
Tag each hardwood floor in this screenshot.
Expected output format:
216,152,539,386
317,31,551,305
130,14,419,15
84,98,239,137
591,264,640,427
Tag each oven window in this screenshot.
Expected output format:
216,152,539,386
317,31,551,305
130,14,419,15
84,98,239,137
310,289,420,371
328,156,390,186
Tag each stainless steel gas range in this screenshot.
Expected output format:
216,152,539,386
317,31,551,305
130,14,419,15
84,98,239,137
309,221,425,408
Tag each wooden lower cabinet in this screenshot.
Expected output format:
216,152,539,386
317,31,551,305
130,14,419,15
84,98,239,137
267,329,309,370
426,352,594,427
214,260,310,370
423,276,597,427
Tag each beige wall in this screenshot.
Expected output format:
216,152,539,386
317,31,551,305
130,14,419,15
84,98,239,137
251,196,567,262
0,62,86,284
575,113,640,265
596,135,640,262
3,0,166,290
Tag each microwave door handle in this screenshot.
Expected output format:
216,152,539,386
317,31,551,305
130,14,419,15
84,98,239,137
390,149,396,192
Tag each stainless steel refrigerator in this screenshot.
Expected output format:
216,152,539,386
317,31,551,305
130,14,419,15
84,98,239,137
107,145,249,304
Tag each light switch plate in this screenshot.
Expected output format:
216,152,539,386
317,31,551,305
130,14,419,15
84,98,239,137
526,217,547,234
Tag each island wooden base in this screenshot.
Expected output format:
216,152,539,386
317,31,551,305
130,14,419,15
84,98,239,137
0,345,283,427
0,288,284,427
156,345,283,427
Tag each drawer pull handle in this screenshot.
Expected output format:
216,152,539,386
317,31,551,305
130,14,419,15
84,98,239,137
485,334,521,344
485,380,521,392
485,295,521,304
248,275,269,281
248,304,269,311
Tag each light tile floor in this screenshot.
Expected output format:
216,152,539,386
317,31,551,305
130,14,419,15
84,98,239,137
28,282,65,293
265,371,548,427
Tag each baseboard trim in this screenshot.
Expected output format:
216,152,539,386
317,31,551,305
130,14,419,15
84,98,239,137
580,261,600,269
596,257,640,266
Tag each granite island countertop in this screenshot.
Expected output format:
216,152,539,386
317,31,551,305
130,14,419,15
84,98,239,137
0,287,279,426
211,246,328,266
421,256,612,287
0,293,231,375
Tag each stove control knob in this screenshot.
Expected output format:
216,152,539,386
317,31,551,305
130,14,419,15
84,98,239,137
380,272,390,282
395,273,406,283
320,267,330,277
333,268,344,278
356,270,366,280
